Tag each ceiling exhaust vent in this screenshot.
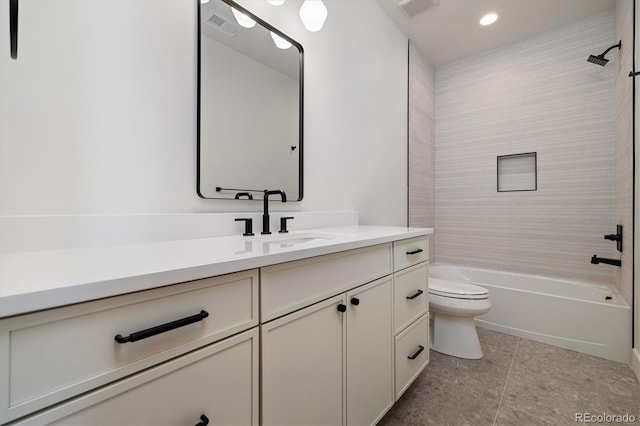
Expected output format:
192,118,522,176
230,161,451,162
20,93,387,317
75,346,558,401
207,13,239,37
398,0,439,18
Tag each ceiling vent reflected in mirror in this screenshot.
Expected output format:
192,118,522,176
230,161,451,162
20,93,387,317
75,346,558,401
207,13,240,37
398,0,439,18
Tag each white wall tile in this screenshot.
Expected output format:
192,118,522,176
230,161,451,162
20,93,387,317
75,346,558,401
408,44,436,261
613,0,634,306
434,11,617,287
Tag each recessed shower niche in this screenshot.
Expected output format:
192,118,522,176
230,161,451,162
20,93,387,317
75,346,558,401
497,152,537,192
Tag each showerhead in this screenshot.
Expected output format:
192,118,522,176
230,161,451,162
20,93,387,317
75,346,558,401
587,54,609,66
587,40,622,66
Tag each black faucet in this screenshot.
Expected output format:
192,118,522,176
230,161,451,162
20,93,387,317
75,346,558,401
591,255,621,267
262,190,287,234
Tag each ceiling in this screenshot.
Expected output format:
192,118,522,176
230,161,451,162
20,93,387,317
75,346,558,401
375,0,616,67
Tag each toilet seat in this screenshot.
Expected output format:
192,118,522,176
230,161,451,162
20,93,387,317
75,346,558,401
429,277,489,300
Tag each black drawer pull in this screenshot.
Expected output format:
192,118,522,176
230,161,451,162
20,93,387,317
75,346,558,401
115,310,209,344
406,289,424,300
195,415,209,426
337,303,347,313
406,248,423,255
350,297,360,306
408,345,425,360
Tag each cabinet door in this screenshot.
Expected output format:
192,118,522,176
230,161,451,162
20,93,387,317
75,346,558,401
261,295,346,426
346,277,394,426
17,328,259,426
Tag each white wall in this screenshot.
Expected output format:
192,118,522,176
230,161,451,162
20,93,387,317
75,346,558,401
0,0,408,226
434,12,617,286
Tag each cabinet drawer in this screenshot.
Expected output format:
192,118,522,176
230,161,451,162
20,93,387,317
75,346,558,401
395,313,429,400
394,263,428,334
0,270,258,424
393,237,428,271
14,328,259,426
261,243,392,322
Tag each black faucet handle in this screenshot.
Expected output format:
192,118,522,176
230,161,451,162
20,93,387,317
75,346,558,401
279,217,295,233
603,225,623,252
235,218,254,236
234,192,253,200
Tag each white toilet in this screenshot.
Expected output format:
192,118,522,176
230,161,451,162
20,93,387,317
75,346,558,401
428,277,492,359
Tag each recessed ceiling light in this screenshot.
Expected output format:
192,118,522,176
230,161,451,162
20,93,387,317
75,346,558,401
480,13,498,26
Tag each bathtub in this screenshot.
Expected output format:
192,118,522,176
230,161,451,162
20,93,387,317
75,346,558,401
429,265,631,363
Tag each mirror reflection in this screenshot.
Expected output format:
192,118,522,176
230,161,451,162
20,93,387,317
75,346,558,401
198,0,303,201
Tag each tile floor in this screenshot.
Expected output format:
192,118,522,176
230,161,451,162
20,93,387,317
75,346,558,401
380,327,640,426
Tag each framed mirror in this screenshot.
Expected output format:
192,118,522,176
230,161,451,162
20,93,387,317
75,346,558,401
197,0,304,201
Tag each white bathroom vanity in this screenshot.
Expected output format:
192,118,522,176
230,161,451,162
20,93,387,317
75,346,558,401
0,225,432,425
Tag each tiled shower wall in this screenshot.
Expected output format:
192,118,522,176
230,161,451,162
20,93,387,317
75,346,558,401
408,43,436,262
613,0,634,307
434,11,617,287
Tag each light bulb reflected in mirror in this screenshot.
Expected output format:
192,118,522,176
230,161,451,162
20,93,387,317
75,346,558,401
231,8,256,28
270,32,292,49
267,0,286,5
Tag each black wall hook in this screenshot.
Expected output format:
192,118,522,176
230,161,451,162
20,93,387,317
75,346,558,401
10,0,18,59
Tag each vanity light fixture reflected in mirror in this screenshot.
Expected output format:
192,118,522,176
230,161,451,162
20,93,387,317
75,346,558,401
231,7,257,28
267,0,286,5
271,32,292,49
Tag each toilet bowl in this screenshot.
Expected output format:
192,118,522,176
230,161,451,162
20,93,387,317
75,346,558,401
429,277,491,359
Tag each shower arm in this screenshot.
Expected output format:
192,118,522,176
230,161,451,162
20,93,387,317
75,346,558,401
599,40,622,57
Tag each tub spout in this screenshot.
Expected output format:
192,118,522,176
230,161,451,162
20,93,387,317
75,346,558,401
591,255,621,267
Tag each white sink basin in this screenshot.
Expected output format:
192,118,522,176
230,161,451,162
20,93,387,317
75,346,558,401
250,233,334,246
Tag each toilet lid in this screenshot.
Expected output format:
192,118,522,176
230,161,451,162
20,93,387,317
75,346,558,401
429,277,489,300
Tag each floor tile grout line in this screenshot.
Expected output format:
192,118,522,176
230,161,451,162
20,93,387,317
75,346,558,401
492,336,521,426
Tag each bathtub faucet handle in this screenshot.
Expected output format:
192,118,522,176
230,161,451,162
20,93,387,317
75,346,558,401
603,225,623,252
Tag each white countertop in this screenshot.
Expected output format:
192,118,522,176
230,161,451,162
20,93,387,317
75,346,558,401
0,226,432,318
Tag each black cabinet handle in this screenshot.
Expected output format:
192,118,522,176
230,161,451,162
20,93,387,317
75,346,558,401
408,345,425,360
115,310,209,344
10,0,18,59
337,303,347,313
406,289,424,300
406,248,423,255
350,297,360,306
195,415,209,426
